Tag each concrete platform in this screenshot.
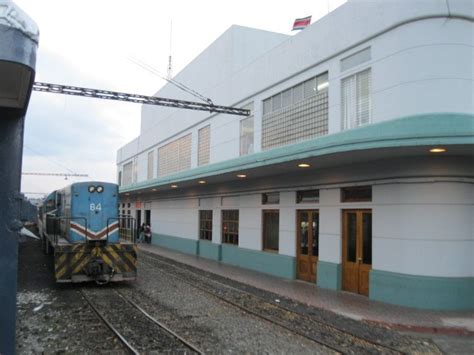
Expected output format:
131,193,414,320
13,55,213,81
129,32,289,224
138,243,474,337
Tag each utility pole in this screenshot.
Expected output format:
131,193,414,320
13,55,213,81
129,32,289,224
167,20,173,80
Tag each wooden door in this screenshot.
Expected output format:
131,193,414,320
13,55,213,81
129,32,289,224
342,210,372,296
296,210,319,282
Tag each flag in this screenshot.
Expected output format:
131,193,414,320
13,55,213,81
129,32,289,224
292,15,312,31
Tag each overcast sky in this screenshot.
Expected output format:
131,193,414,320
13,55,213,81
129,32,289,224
16,0,346,198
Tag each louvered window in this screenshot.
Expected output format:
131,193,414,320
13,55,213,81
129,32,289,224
198,125,210,166
341,69,371,130
147,150,154,180
122,162,133,186
239,103,254,156
158,134,192,177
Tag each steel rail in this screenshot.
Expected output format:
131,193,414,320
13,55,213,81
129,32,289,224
80,289,139,355
139,256,345,354
140,252,406,355
113,288,204,355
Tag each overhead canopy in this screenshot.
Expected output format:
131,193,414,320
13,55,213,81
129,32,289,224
119,113,474,197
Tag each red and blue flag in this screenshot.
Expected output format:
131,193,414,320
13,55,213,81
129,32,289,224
292,15,312,31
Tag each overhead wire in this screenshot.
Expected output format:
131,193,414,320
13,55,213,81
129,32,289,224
127,57,214,105
23,145,77,174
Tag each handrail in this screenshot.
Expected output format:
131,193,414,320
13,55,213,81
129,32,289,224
108,216,136,244
45,215,88,245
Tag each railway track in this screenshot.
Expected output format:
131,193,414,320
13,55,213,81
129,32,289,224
139,251,439,355
80,287,203,354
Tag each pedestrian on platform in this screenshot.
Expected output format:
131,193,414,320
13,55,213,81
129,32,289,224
137,223,145,243
144,224,151,244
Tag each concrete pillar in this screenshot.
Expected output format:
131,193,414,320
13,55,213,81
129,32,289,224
0,1,38,353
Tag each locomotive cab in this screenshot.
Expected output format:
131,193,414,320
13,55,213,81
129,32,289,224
41,182,137,283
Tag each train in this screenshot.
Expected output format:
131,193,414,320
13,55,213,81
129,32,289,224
37,181,137,283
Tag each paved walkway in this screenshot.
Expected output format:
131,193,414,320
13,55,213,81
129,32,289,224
138,244,474,336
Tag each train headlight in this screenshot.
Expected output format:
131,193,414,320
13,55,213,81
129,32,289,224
96,186,104,193
88,185,96,193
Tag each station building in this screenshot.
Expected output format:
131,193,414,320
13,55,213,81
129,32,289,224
117,0,474,310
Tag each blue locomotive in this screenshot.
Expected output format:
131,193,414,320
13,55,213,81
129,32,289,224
37,181,137,283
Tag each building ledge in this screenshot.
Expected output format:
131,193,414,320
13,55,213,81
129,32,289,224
119,113,474,193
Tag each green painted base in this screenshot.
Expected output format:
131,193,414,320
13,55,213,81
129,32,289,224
317,261,341,290
150,234,295,279
151,233,198,255
370,269,474,310
198,240,221,261
221,244,295,279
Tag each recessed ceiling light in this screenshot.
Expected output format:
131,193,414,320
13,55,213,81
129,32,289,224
171,184,178,188
429,148,446,153
236,174,247,178
198,180,206,184
152,188,157,191
298,163,311,168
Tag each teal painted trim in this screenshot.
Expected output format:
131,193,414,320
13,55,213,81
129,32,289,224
317,261,341,290
221,244,295,279
198,240,221,261
151,233,198,256
370,269,474,311
120,113,474,193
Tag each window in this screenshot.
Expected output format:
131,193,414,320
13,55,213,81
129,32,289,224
132,157,138,183
222,210,239,245
122,161,133,186
262,72,329,150
282,89,292,107
341,69,371,130
296,190,319,203
147,150,154,180
118,171,122,186
262,192,280,205
341,47,371,72
317,73,329,91
304,78,317,98
158,134,192,176
272,93,282,111
293,83,304,103
263,210,279,252
263,98,272,115
199,210,213,241
240,104,254,156
341,186,372,202
198,125,210,166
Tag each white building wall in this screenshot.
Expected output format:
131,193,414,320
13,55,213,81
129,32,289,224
238,194,261,250
151,198,199,240
210,113,241,164
319,189,343,264
118,12,472,184
279,191,297,257
136,151,148,183
127,177,473,280
373,182,474,278
212,205,222,245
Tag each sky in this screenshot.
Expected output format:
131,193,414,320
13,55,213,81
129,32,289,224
16,0,346,199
